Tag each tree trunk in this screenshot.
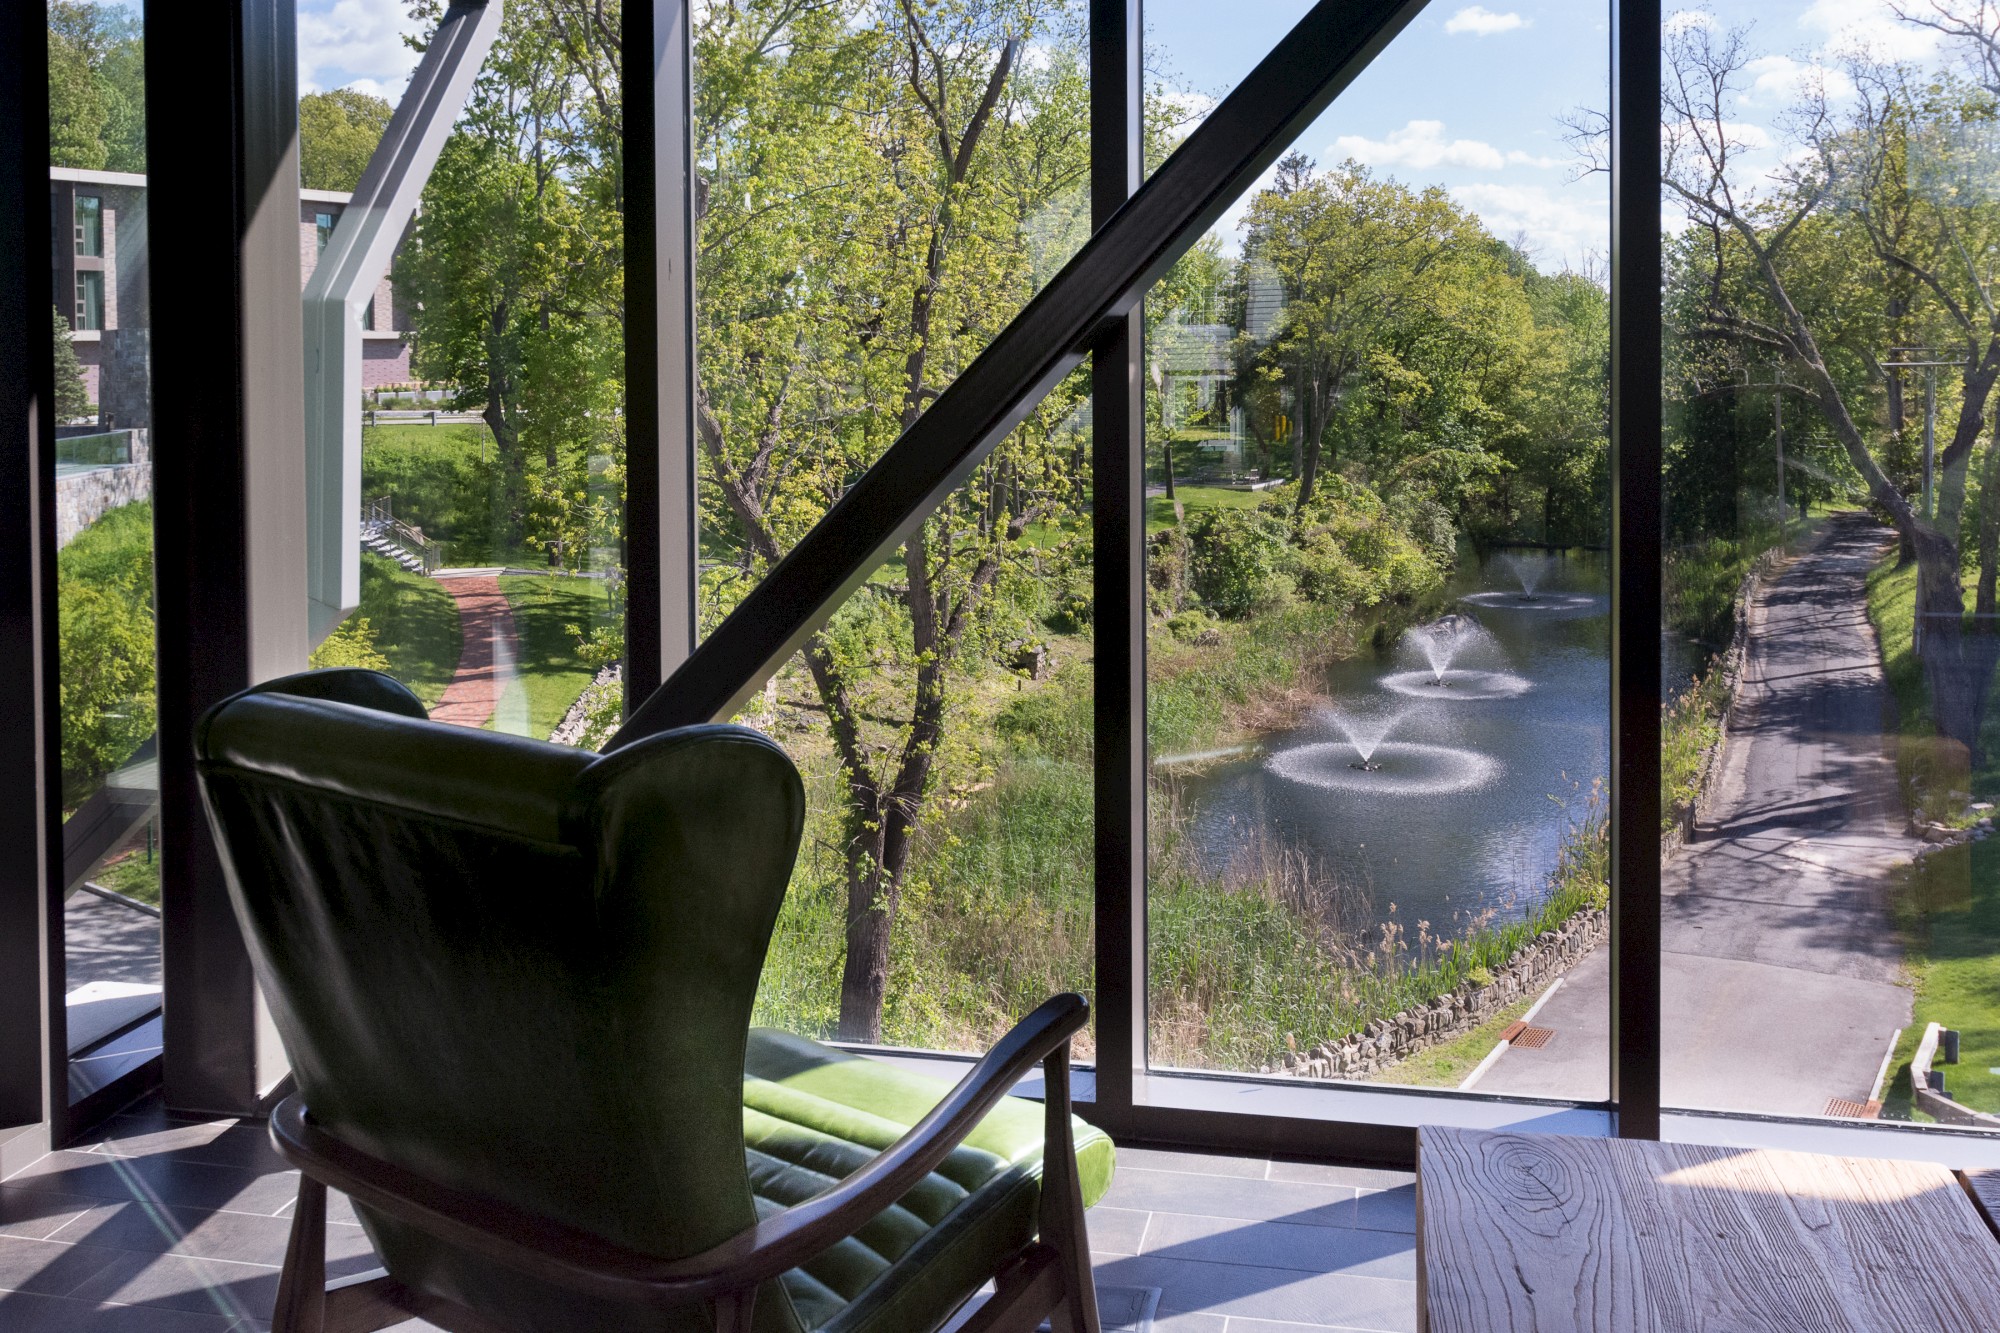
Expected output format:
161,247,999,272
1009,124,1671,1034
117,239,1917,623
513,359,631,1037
1162,432,1176,500
1978,426,2000,617
837,808,897,1043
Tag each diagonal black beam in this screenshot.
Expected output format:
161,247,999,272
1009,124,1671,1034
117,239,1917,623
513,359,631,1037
610,0,1432,744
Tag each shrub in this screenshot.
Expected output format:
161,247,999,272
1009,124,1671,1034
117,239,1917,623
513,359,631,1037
1188,507,1296,618
58,502,154,808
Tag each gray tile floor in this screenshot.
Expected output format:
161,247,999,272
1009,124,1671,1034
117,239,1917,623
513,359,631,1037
0,1102,1418,1332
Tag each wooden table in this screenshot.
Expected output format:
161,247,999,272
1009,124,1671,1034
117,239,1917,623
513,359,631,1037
1416,1126,2000,1332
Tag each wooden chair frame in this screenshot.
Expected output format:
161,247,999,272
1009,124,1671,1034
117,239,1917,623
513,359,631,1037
267,994,1103,1333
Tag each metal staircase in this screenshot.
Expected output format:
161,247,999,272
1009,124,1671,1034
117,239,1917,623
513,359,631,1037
361,495,445,575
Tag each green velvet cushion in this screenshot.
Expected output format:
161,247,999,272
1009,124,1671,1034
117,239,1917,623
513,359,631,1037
744,1029,1115,1332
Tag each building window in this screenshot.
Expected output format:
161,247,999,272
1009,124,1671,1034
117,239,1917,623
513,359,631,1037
363,295,377,331
315,210,337,256
74,194,102,257
75,270,104,331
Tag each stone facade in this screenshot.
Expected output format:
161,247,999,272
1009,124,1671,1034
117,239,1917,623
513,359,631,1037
1261,906,1608,1081
50,169,420,424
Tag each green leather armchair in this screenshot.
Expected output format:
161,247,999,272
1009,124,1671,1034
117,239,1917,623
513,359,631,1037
195,669,1114,1333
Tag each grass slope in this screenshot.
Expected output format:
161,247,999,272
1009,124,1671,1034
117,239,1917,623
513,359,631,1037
498,573,617,740
1883,841,2000,1118
355,553,462,711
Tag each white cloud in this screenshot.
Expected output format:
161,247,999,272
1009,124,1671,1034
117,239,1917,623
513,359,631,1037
1738,54,1855,107
1444,6,1529,37
298,0,421,98
1665,9,1718,36
1332,120,1559,172
1449,182,1608,268
1798,0,1940,61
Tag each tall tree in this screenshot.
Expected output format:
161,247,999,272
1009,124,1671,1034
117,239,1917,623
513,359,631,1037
53,306,90,421
1236,158,1484,515
299,89,394,191
1662,18,2000,759
693,0,1090,1041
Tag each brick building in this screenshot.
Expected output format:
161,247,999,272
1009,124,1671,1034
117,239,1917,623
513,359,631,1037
51,167,415,422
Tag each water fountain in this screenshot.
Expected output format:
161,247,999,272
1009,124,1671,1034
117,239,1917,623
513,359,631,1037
1380,615,1534,700
1265,704,1505,794
1325,705,1409,771
1505,552,1549,601
1459,553,1606,615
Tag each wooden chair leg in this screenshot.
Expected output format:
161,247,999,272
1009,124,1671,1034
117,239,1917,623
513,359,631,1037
1039,1043,1101,1333
273,1173,328,1333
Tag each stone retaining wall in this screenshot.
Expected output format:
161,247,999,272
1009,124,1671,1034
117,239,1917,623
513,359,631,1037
1262,906,1607,1080
56,460,151,550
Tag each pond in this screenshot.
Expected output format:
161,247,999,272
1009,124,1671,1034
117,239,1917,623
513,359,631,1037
1161,551,1615,943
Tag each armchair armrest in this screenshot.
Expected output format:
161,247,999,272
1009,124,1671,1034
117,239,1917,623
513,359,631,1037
269,992,1094,1312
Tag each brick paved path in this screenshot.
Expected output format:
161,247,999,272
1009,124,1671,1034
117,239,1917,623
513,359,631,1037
430,574,521,729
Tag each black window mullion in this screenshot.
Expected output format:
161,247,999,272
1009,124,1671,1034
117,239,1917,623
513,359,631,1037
1090,0,1144,1127
0,0,66,1165
1610,0,1664,1140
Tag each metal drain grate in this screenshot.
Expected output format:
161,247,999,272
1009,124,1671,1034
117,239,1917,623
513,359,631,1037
1823,1097,1882,1120
1510,1025,1556,1049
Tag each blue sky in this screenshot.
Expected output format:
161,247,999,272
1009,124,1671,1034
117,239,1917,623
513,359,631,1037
292,0,1973,272
1151,0,1969,273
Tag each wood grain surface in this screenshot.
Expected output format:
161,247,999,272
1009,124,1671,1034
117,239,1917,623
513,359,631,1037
1417,1126,2000,1333
1960,1167,2000,1241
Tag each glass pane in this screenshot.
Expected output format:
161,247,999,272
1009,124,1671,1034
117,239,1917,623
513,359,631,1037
74,193,101,255
1659,6,2000,1132
49,0,163,1087
302,5,626,745
693,1,1093,1051
1144,0,1610,1097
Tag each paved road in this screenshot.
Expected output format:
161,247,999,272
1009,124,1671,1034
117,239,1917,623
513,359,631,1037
1476,514,1916,1114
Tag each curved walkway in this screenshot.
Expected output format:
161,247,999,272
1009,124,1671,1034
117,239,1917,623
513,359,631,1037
1477,514,1917,1114
430,572,524,731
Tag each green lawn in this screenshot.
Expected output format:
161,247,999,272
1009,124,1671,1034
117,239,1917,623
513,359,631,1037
1882,840,2000,1119
90,844,161,908
499,573,618,740
1864,556,2000,813
1145,483,1281,534
353,553,462,711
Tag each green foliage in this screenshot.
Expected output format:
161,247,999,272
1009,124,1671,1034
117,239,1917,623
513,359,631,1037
47,3,143,171
57,502,154,810
309,615,394,674
1187,506,1296,618
362,423,504,561
53,307,89,421
299,89,393,191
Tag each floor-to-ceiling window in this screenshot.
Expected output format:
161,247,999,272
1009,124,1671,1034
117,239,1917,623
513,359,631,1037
689,0,1097,1054
303,3,627,745
1135,0,1613,1101
1655,0,2000,1136
47,0,163,1115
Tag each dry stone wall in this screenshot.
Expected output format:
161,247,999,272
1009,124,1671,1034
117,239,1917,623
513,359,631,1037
1262,906,1607,1080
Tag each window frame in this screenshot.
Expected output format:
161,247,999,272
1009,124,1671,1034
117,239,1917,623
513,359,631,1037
12,0,2000,1167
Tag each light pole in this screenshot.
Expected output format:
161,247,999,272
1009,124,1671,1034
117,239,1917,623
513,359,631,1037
1882,347,1959,521
1741,366,1793,525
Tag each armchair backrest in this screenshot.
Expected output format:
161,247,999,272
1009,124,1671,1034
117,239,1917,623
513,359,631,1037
194,670,806,1326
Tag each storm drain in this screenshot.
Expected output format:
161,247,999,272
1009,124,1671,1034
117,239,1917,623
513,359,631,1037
1823,1097,1882,1120
1507,1024,1556,1050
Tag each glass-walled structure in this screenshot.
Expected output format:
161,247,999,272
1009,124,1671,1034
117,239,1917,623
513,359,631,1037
10,0,2000,1170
